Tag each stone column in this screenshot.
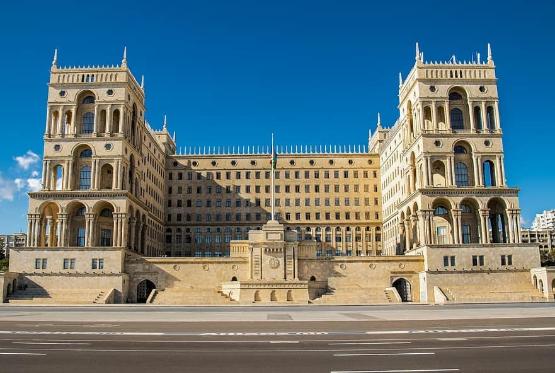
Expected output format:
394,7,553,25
473,155,482,187
446,156,454,186
33,215,41,247
445,100,451,130
58,213,68,247
93,105,99,135
121,213,129,247
90,159,97,190
137,222,144,254
45,216,53,247
479,209,490,244
45,107,51,136
118,105,124,135
481,101,487,131
514,210,522,243
500,155,506,186
431,102,437,131
495,155,504,187
106,105,113,135
452,209,462,244
85,213,96,247
26,216,33,246
71,106,77,136
468,101,475,132
129,217,137,251
417,212,426,247
113,214,120,247
507,209,515,244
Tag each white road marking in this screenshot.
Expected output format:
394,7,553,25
330,342,411,346
334,352,435,357
12,342,90,345
330,369,459,373
0,326,552,338
365,327,555,335
436,338,467,341
269,341,300,344
0,352,46,356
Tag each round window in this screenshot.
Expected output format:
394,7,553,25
192,161,198,167
309,160,315,166
104,143,113,151
367,159,373,165
484,140,492,147
289,160,295,166
53,144,62,151
479,86,487,93
348,159,354,165
329,160,334,165
59,90,67,97
107,89,114,96
173,161,178,167
211,160,217,166
434,140,442,147
231,160,237,166
250,160,256,166
429,85,436,92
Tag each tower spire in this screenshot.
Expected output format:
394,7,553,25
163,114,167,131
140,75,144,89
415,42,421,62
51,48,58,68
377,112,382,129
487,43,493,64
122,46,127,68
398,72,403,87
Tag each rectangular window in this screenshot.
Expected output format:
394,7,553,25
35,258,41,269
63,258,75,270
41,258,47,269
100,229,112,247
462,224,471,244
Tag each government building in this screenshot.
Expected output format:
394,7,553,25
2,44,553,305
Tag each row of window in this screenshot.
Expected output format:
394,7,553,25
442,254,513,267
34,258,105,270
168,183,379,195
167,211,380,223
169,197,380,208
168,169,378,181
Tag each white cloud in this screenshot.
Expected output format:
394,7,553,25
14,178,25,190
26,178,42,192
31,170,39,178
14,151,40,170
0,174,16,201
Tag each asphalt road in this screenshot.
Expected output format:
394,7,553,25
0,304,554,372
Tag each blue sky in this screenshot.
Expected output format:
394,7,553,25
0,0,553,232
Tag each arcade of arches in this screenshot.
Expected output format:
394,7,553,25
398,197,522,252
27,200,152,254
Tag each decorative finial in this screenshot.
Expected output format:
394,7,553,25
377,112,382,128
51,48,58,67
487,43,493,64
122,46,127,67
398,72,403,87
415,42,421,62
163,114,167,131
140,75,144,89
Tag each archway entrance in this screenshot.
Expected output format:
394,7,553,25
392,278,412,302
136,280,155,303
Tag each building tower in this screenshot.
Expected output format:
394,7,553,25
26,49,169,257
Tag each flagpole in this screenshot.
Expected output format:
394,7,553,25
271,133,275,221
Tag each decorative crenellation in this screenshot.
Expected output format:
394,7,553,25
174,144,370,156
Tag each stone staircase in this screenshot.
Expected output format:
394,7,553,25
312,285,391,304
442,283,545,303
384,288,402,303
8,288,105,304
150,287,236,305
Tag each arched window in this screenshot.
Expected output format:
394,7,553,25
486,106,496,130
461,204,472,213
454,145,467,154
434,206,448,216
483,160,496,187
80,149,92,158
81,112,95,134
449,92,463,101
455,162,469,187
53,165,63,190
474,106,482,130
450,108,464,130
82,95,95,104
100,208,112,217
79,166,91,190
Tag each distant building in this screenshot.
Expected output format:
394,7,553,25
0,233,27,258
531,210,555,230
521,228,555,252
